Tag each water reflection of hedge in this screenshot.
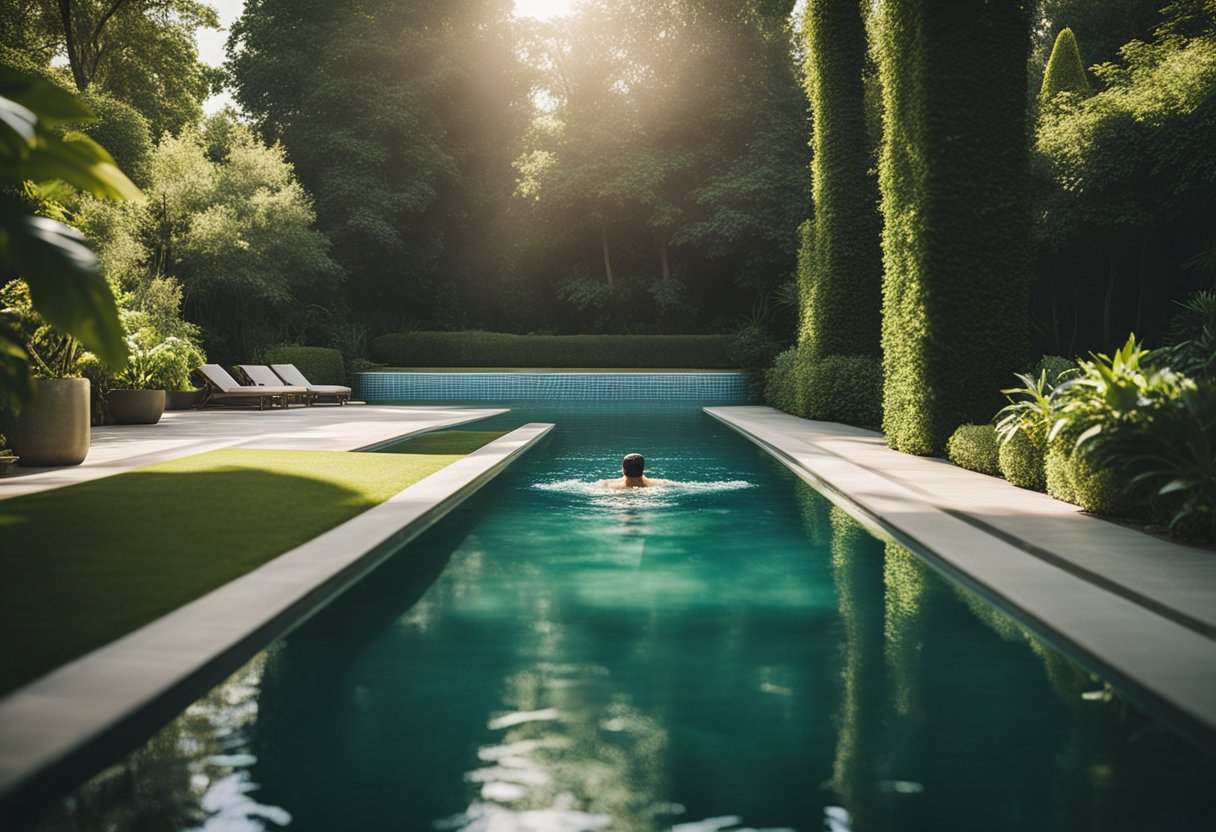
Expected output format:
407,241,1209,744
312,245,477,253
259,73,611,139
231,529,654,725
828,506,889,829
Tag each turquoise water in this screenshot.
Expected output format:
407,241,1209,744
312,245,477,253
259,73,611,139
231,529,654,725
36,403,1216,831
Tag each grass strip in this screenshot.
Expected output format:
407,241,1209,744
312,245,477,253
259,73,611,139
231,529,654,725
0,435,501,695
379,430,506,455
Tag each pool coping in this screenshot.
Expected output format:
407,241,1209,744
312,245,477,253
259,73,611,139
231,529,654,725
0,422,554,823
705,406,1216,751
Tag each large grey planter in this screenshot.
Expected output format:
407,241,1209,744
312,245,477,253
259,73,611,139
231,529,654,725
8,378,91,466
108,389,166,425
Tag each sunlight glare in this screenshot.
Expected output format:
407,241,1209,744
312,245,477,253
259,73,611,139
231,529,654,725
513,0,576,21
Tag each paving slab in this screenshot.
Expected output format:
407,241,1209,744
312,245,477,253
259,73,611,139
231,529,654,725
705,406,1216,748
0,423,552,822
0,404,507,500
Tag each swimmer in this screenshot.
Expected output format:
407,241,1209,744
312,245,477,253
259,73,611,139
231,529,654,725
597,453,674,489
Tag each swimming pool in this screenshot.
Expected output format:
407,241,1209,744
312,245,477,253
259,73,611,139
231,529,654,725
34,403,1216,830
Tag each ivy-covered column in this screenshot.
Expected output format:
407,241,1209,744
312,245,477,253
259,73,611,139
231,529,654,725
877,0,1033,454
801,0,883,361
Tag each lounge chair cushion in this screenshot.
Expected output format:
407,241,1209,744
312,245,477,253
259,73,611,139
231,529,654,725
270,364,352,397
197,364,304,396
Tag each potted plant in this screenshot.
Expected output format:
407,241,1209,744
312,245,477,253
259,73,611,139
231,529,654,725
104,328,203,425
0,433,19,476
0,290,93,466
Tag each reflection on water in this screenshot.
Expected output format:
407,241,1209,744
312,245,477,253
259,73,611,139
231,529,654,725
33,403,1216,831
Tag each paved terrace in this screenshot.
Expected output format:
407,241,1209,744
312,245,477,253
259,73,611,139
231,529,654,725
707,406,1216,749
0,403,508,500
0,403,547,821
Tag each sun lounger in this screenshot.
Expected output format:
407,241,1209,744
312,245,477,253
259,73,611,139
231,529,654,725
195,364,306,410
270,363,352,405
237,364,310,407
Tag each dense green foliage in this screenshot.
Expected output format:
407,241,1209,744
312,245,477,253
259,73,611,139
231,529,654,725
145,115,342,361
231,0,808,336
0,67,136,409
263,346,346,386
876,0,1033,455
1040,28,1091,102
369,332,735,369
805,355,882,429
764,347,804,417
800,0,882,361
763,349,881,429
1033,2,1216,354
230,0,528,331
0,1,220,138
1031,0,1163,99
946,425,1002,477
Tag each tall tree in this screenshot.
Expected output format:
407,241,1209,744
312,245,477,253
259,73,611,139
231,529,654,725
800,0,882,360
0,0,218,138
514,0,808,332
877,0,1034,455
229,0,530,330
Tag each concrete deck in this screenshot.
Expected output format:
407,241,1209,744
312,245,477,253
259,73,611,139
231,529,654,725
0,404,508,500
0,408,545,822
706,406,1216,749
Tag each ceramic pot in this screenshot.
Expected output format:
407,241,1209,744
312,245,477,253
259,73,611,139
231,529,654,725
108,389,167,425
7,378,91,466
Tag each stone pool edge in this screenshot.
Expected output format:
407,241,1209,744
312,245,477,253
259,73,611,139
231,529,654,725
0,422,554,823
705,406,1216,751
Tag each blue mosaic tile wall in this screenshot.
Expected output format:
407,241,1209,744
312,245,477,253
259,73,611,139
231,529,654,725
355,372,751,402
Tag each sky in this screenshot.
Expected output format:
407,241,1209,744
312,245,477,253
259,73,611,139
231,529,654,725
198,1,575,114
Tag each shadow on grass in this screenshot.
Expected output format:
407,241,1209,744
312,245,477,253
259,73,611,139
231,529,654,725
0,451,449,696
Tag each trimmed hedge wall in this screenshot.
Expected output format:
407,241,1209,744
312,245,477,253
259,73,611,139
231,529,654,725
264,346,346,385
369,332,736,369
801,0,882,361
946,424,1002,477
876,0,1033,455
806,355,882,429
765,350,881,430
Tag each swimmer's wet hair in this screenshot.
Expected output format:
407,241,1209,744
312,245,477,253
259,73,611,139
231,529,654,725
622,453,645,477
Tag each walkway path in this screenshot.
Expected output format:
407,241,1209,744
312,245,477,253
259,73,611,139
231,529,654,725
706,406,1216,748
0,404,507,500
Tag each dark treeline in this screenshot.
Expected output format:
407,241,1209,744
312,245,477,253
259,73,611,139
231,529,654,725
228,0,810,337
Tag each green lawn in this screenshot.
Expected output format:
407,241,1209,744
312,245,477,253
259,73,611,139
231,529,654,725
0,430,505,695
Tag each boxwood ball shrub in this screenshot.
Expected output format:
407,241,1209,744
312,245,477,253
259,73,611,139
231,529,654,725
1045,419,1142,517
264,346,346,385
876,0,1033,455
946,424,1002,477
806,355,882,429
370,332,736,369
999,430,1045,490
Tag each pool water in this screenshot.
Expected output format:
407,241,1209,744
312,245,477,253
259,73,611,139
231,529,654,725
37,403,1216,831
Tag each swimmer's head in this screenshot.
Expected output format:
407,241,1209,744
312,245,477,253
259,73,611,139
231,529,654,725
622,453,645,478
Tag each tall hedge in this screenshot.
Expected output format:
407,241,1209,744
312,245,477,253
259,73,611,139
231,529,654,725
1040,27,1090,103
801,0,883,361
876,0,1033,454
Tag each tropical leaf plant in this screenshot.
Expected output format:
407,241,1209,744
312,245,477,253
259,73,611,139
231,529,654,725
0,66,137,410
996,370,1055,447
1082,382,1216,540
